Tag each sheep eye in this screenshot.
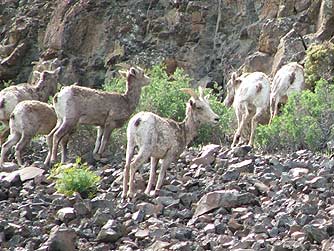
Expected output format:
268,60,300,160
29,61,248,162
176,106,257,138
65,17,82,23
196,106,203,110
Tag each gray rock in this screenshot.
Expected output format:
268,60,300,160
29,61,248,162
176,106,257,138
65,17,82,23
56,207,76,223
43,226,76,251
97,220,124,243
303,224,329,244
171,227,192,241
194,190,258,218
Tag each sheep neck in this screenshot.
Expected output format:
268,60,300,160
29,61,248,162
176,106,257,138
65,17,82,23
181,109,201,146
123,77,143,112
34,82,54,102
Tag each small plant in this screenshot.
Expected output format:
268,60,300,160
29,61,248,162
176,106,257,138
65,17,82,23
51,157,100,198
304,41,334,89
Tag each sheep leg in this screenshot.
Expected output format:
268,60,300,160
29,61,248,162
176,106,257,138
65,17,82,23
14,133,31,166
153,154,174,196
269,96,279,124
122,139,136,200
248,108,263,146
232,108,250,147
0,126,10,145
144,157,159,195
127,150,151,199
0,133,20,166
51,118,76,164
60,134,70,163
97,122,117,157
44,120,62,166
93,126,103,155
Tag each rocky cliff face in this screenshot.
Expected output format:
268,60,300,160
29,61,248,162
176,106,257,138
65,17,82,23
0,0,333,88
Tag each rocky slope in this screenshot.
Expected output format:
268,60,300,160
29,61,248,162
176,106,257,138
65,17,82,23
1,145,334,250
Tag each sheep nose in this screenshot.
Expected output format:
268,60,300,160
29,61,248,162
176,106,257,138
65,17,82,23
214,117,220,123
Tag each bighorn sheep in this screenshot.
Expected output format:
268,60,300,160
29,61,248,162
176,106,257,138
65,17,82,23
224,72,270,147
269,62,305,124
0,100,57,166
0,68,60,144
122,87,220,200
44,66,150,166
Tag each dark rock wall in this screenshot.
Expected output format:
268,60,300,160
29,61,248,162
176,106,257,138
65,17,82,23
0,0,333,88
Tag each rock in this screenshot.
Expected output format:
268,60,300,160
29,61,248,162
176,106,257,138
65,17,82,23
258,18,294,55
193,190,258,218
271,29,306,76
303,224,329,243
97,220,124,243
191,144,220,166
56,207,76,223
228,159,253,173
147,240,171,251
242,51,273,76
43,226,76,251
170,227,192,241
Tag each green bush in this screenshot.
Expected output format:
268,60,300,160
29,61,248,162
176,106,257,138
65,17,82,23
304,42,334,89
256,79,334,152
51,158,100,198
103,64,233,149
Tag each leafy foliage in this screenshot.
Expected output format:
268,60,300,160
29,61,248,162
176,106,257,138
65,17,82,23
256,79,334,152
304,42,334,89
51,157,100,198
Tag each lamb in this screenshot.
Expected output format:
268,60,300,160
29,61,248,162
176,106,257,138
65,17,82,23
0,67,60,144
269,62,305,124
223,71,270,147
122,87,220,200
44,66,150,166
0,100,57,166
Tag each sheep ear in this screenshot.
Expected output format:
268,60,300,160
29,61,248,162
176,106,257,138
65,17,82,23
129,67,137,76
198,86,205,98
189,99,195,107
180,88,199,99
33,70,41,79
119,70,127,78
231,72,237,81
52,66,61,75
115,63,131,69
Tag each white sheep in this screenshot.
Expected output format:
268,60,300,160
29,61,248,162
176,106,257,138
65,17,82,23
269,62,305,124
223,71,270,147
122,87,220,200
0,68,60,144
0,100,57,166
44,66,150,166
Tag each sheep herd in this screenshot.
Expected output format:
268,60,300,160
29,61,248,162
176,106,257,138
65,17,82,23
0,59,305,199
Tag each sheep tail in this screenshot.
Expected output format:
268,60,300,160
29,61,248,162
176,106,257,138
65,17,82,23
0,98,4,108
289,72,296,85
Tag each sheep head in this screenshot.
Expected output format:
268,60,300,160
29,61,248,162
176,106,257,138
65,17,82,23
119,65,150,87
181,87,220,125
223,72,242,108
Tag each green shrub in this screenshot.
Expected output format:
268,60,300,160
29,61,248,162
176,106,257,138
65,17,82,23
256,79,334,152
51,158,100,198
304,42,334,89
